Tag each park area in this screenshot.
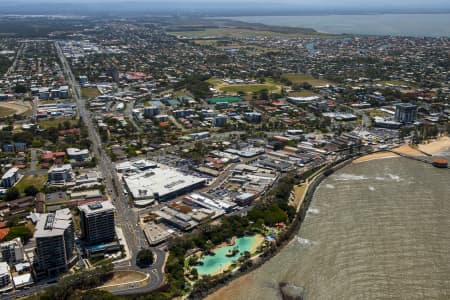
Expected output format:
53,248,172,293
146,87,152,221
0,102,31,117
207,77,282,95
283,73,332,87
38,118,79,129
100,270,148,289
81,87,100,99
220,83,279,94
15,175,48,195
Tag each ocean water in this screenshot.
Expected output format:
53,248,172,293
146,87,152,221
225,14,450,37
211,154,450,299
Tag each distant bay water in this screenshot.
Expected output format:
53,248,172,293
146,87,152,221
225,14,450,37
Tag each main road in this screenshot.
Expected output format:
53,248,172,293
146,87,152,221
55,42,165,292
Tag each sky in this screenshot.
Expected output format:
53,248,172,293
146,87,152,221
10,0,450,4
2,0,450,15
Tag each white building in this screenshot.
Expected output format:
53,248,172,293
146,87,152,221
0,237,24,265
66,148,89,161
0,262,11,289
13,273,33,289
123,165,206,206
48,164,73,184
1,167,19,188
115,159,157,173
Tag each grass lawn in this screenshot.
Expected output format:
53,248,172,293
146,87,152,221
0,102,31,117
366,109,389,117
377,80,417,88
173,89,193,97
15,174,48,194
206,77,223,86
288,90,319,97
38,118,79,129
0,107,16,117
81,87,100,99
283,73,331,87
101,270,147,287
192,39,219,46
39,100,59,105
220,83,279,94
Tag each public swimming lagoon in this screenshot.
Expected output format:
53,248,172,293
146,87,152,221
195,235,264,276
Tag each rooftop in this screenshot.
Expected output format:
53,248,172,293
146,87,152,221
78,201,115,215
1,167,19,179
67,148,89,156
395,102,417,108
123,165,206,200
34,209,72,238
48,164,72,173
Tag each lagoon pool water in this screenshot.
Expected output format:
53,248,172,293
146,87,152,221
195,236,260,276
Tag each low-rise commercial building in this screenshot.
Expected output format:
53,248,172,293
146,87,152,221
66,148,89,161
48,164,73,184
0,262,11,289
0,237,24,265
123,164,206,206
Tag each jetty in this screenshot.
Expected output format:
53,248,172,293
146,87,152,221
387,149,449,169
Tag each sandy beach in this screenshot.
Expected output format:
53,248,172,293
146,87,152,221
392,144,425,156
212,236,238,252
353,151,399,164
418,136,450,154
205,272,256,300
249,234,265,254
353,141,445,164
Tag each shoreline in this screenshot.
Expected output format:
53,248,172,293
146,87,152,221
354,137,450,164
220,15,450,38
205,137,450,300
205,157,353,300
352,151,399,164
418,136,450,155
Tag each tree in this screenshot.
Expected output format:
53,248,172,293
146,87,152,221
5,187,20,201
24,185,39,196
79,290,115,300
190,268,199,280
14,85,27,94
136,249,154,267
32,139,43,148
63,120,72,130
259,89,269,100
5,225,33,242
36,262,113,299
